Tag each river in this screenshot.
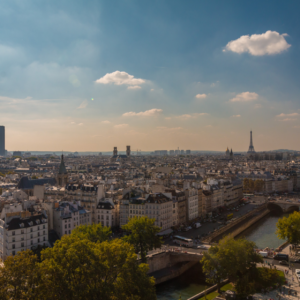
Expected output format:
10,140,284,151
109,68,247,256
156,213,287,300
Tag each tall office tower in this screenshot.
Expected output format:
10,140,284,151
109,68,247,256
169,150,175,155
126,145,131,157
186,150,191,155
113,147,118,156
0,126,5,156
247,130,256,154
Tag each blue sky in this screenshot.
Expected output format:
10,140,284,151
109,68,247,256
1,0,300,151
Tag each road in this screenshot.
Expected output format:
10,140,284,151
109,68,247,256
163,198,266,246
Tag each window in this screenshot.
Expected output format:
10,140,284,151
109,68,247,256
65,231,67,234
43,225,45,229
65,225,67,229
38,226,40,230
69,230,71,234
21,242,24,247
31,240,33,245
43,237,45,241
12,231,15,236
38,232,40,237
68,224,70,228
12,244,15,249
31,234,33,239
30,228,33,233
21,230,24,234
12,251,15,256
38,238,40,243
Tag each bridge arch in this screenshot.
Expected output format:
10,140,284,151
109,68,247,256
285,205,299,213
267,202,283,214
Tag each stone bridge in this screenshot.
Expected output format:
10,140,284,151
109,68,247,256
267,201,300,213
146,251,203,274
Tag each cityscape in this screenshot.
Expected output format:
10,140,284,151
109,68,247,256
1,1,300,300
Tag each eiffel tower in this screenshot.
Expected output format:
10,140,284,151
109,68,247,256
247,130,256,153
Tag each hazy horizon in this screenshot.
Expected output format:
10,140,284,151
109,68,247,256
1,1,300,151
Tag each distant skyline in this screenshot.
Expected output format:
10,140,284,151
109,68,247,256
1,1,300,151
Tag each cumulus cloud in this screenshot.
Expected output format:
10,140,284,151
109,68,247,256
127,85,142,90
230,92,258,102
177,113,208,120
276,113,299,117
280,118,297,122
78,123,83,126
77,99,88,109
114,124,128,128
224,31,291,56
231,115,241,118
101,120,111,124
156,126,182,131
195,94,207,99
122,108,162,117
95,71,145,89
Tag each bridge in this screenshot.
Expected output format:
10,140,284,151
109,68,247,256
145,250,204,284
267,200,300,213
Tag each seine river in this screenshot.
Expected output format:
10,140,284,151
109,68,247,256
156,213,287,300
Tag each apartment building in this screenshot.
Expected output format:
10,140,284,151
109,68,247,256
185,188,198,221
53,201,91,238
96,200,119,227
0,205,49,260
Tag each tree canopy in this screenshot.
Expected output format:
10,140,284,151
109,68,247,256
70,222,112,243
0,228,156,300
277,211,300,245
201,236,263,294
122,216,162,263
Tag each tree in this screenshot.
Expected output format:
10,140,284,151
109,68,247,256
0,250,41,300
39,236,156,300
277,211,300,245
71,223,112,243
243,178,249,192
201,236,263,295
122,216,162,263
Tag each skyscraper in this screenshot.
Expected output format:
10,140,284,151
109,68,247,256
247,130,256,154
0,126,5,156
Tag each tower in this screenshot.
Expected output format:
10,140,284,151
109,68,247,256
230,148,233,159
126,145,131,157
113,147,118,156
247,131,256,154
0,126,5,156
57,154,68,187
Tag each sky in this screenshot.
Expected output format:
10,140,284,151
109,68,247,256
1,0,300,152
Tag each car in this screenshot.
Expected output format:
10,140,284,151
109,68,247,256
292,259,300,263
279,261,289,265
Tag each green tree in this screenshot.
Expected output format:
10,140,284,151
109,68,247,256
277,211,300,244
31,175,38,179
0,188,2,195
122,216,162,263
0,250,41,300
39,236,156,300
201,236,263,295
70,223,112,243
243,178,249,192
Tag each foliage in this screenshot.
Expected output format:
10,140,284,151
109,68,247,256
0,250,41,300
28,157,38,161
0,188,2,195
243,178,264,193
199,291,219,300
31,175,38,179
276,211,300,244
0,229,156,300
71,223,112,243
201,236,263,294
122,216,162,263
39,236,156,300
235,267,283,296
0,172,4,177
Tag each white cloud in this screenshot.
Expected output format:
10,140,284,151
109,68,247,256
230,92,258,102
165,117,171,120
195,94,207,99
114,124,128,128
101,120,111,124
224,31,291,56
276,113,299,117
70,122,75,124
123,108,162,117
177,113,208,120
127,85,142,90
280,118,297,122
231,115,241,118
156,126,182,131
150,89,154,91
77,99,88,109
78,123,83,126
95,71,145,88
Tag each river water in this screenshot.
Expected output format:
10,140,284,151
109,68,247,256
156,213,287,300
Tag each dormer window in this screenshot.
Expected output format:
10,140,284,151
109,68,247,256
36,220,40,224
29,221,33,226
19,223,24,228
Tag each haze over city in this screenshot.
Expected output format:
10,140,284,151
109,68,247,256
1,1,300,151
